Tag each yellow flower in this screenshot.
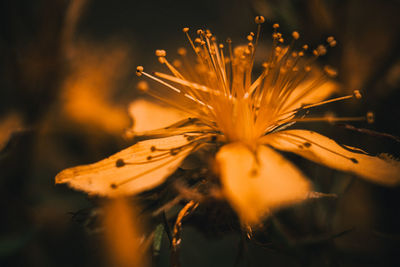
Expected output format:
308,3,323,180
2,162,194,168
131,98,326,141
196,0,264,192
56,17,400,225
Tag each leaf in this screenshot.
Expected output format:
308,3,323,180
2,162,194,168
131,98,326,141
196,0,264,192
216,143,311,225
56,135,197,196
264,129,400,186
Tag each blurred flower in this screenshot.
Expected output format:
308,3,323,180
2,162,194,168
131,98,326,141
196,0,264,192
61,41,132,135
56,17,400,225
0,112,23,151
103,198,149,267
56,0,131,135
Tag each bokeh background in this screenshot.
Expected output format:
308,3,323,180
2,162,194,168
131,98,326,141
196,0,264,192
1,0,400,266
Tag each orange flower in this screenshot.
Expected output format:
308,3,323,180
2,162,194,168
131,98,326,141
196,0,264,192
56,17,400,225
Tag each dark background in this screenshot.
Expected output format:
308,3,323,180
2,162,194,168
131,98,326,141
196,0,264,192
1,0,400,266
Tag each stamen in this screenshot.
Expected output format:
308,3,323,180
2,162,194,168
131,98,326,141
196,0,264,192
255,16,265,24
136,66,144,76
298,90,362,110
182,27,196,53
140,71,181,93
153,72,220,95
139,70,214,111
155,50,186,80
292,115,367,123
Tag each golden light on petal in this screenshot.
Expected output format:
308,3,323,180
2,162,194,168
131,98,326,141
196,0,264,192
128,99,188,133
264,130,400,185
103,198,148,267
56,135,198,196
216,143,311,225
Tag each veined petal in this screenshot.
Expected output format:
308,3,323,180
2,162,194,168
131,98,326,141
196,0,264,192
128,99,189,132
56,135,197,196
264,130,400,186
216,143,311,225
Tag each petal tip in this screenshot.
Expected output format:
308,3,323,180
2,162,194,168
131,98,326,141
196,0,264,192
55,168,73,184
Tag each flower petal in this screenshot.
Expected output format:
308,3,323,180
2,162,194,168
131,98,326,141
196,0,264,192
264,130,400,186
216,143,311,224
281,76,338,113
128,99,189,132
56,135,197,196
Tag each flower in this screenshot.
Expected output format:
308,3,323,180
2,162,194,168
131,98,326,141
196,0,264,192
56,17,400,225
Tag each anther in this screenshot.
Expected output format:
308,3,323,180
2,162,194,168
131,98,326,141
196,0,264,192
173,59,182,67
136,66,144,76
273,23,279,29
353,90,362,99
255,16,265,24
182,27,189,33
366,111,375,123
196,29,204,35
317,45,327,56
292,31,300,40
155,49,166,57
115,159,125,168
302,44,309,50
177,47,187,56
327,36,335,43
219,44,224,49
247,35,253,42
137,81,149,92
324,65,337,77
279,38,284,43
